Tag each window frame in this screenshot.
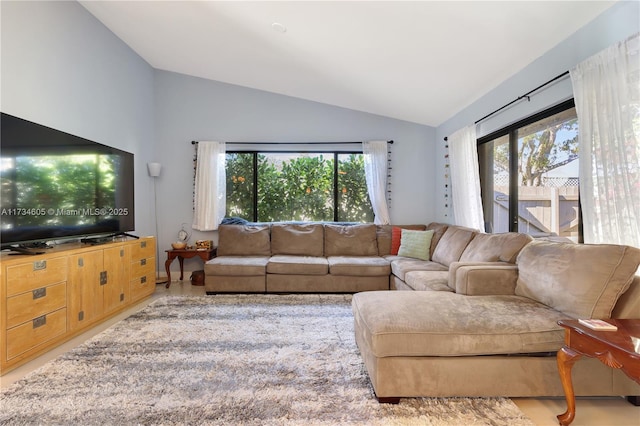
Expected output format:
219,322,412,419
476,99,582,240
226,150,373,223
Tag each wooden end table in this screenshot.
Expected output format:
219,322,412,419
164,248,216,288
556,319,640,426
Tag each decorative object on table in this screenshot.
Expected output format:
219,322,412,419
177,223,191,244
195,240,213,250
171,242,187,250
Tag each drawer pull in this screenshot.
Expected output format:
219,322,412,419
78,258,84,267
32,287,47,300
100,271,108,285
141,241,147,249
141,258,147,266
141,276,147,284
120,249,125,257
33,260,47,271
33,315,47,329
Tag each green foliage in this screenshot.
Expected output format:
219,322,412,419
225,153,374,222
338,154,374,222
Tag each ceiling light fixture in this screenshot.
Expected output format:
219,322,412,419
271,22,287,33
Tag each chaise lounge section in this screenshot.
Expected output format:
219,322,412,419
352,239,640,401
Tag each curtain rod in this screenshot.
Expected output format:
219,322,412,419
474,70,570,125
444,70,570,142
191,140,393,145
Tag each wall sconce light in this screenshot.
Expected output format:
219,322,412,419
147,162,162,178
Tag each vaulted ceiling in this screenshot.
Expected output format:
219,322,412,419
80,1,615,127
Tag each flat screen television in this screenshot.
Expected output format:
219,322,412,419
1,113,135,251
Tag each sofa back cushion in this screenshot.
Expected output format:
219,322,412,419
431,226,476,267
459,232,533,263
515,240,640,319
217,225,271,256
271,223,324,257
426,222,449,258
324,224,378,256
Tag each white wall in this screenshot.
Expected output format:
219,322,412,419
153,71,434,271
1,1,157,238
435,0,640,223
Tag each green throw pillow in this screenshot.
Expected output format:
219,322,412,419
398,229,434,261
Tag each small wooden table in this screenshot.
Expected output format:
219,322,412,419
556,319,640,426
164,248,216,288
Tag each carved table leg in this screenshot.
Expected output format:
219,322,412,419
165,256,173,288
178,256,185,280
557,346,582,426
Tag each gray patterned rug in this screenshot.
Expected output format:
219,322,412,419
1,295,534,425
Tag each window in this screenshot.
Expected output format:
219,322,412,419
478,100,580,241
225,152,374,223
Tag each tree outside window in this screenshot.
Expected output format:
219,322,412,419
225,152,374,223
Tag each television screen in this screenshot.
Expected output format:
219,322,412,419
1,113,135,247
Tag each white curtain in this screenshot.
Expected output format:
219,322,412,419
570,33,640,247
363,140,391,225
192,141,226,231
448,125,485,231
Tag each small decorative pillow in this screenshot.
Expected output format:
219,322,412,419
390,227,403,255
398,229,434,261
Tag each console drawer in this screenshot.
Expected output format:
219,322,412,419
130,272,155,300
6,308,67,360
130,257,155,279
6,282,67,329
131,239,155,260
6,257,67,296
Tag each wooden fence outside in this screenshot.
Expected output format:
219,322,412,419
492,185,579,240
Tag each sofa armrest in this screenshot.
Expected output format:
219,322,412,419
448,262,519,295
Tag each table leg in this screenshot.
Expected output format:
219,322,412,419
557,346,582,426
164,257,173,289
178,257,185,280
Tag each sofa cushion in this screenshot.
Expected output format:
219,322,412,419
352,291,569,357
217,225,271,256
431,226,476,267
404,271,452,291
515,240,640,319
267,255,328,275
328,256,390,276
426,222,449,258
398,229,434,261
459,232,533,263
205,256,269,276
271,224,324,257
388,257,447,281
324,224,378,256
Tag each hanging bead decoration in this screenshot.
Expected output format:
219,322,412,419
443,137,450,218
387,142,392,209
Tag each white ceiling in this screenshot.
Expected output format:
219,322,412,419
79,1,615,127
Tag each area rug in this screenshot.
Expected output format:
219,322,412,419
1,295,534,425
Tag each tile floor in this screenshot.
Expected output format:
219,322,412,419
2,281,639,426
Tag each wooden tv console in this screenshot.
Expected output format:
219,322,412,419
0,236,156,375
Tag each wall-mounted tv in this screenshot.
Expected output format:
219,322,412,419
1,113,135,250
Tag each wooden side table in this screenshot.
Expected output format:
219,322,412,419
556,319,640,426
164,248,216,288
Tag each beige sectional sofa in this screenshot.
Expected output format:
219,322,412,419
205,221,640,403
353,233,640,402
